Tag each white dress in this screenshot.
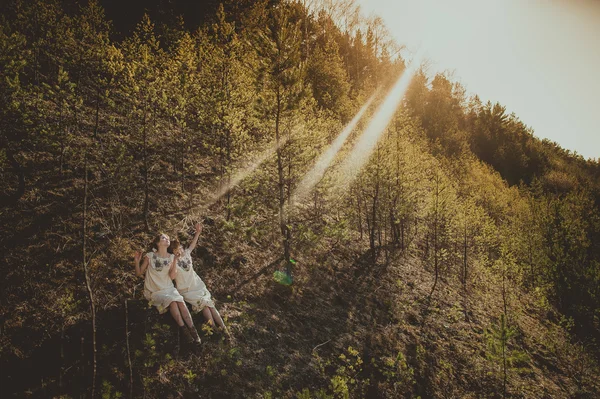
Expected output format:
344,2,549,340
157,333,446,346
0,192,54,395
174,248,215,313
143,252,184,314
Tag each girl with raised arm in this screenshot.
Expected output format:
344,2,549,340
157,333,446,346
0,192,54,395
170,222,229,336
134,233,202,344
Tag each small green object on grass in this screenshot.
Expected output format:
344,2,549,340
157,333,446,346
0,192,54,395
273,270,293,286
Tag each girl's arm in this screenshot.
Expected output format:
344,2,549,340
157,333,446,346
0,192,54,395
188,222,203,252
134,251,149,278
169,253,180,280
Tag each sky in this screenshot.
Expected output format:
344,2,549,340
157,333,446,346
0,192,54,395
356,0,600,160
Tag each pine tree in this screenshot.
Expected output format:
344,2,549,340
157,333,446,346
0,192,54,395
254,1,305,277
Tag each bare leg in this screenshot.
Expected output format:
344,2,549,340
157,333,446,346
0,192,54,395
176,301,194,328
174,301,201,344
169,302,184,327
201,307,215,326
209,306,226,329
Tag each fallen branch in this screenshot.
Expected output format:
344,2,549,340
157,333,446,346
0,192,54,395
312,339,331,352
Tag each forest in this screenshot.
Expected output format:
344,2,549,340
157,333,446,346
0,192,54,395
0,0,599,398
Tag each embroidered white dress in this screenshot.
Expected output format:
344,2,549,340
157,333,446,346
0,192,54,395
174,248,215,313
143,252,184,314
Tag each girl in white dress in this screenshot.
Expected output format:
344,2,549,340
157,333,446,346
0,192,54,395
170,223,229,335
133,232,202,344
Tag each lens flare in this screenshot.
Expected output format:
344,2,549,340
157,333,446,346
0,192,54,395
332,51,424,193
290,93,377,205
207,135,290,207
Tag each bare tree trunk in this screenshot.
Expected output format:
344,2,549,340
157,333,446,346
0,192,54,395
82,147,97,399
59,322,64,389
370,182,379,262
275,87,291,274
401,217,405,251
462,240,467,286
357,188,363,239
218,125,226,203
143,108,150,232
181,124,185,195
503,346,507,398
463,211,468,291
389,209,396,244
125,299,133,399
58,106,66,175
429,176,440,299
502,260,508,323
225,71,233,221
382,201,388,263
526,222,535,287
226,125,232,221
502,316,507,398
